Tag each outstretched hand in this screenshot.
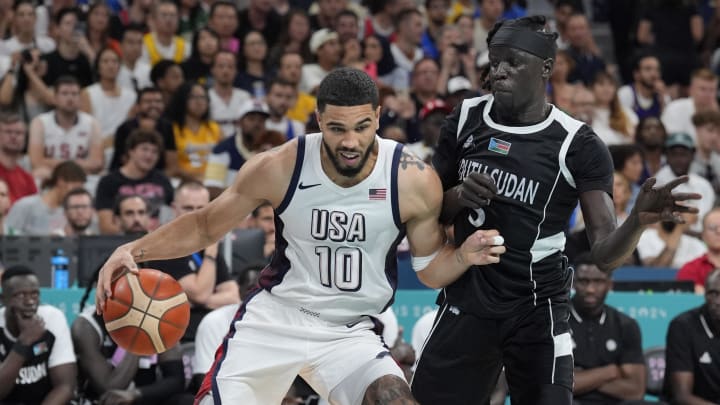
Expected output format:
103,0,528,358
632,176,701,225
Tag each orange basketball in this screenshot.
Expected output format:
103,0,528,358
103,268,190,355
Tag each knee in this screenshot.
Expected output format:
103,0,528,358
363,375,416,405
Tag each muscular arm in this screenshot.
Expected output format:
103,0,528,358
97,142,296,310
402,152,502,289
671,372,716,405
42,363,76,405
71,317,139,393
581,190,644,273
583,175,700,273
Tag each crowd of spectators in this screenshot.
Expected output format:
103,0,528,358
0,0,719,403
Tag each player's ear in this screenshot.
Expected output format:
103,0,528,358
375,105,382,128
542,58,554,80
315,109,322,129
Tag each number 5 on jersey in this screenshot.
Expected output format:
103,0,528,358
315,247,362,291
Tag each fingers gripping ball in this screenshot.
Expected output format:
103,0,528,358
103,269,190,355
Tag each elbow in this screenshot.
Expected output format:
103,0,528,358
416,269,444,290
185,288,210,305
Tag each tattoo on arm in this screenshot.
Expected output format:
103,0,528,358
133,249,145,262
362,375,417,405
399,151,426,171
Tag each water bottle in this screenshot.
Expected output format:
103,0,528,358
51,249,69,289
252,80,266,100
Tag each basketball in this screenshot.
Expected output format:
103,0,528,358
103,268,190,355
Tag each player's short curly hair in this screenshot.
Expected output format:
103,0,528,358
316,68,379,113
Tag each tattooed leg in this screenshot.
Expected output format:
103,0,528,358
362,375,417,405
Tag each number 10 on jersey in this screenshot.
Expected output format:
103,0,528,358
315,247,362,291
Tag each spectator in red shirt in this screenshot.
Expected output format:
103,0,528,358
677,207,720,294
0,112,37,206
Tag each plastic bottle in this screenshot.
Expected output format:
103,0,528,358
51,249,69,289
252,80,266,100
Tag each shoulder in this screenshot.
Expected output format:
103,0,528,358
608,306,640,328
38,305,70,334
670,307,700,328
664,97,693,113
679,254,709,270
211,136,236,154
78,111,98,125
396,145,443,219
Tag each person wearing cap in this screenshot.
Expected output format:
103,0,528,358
300,28,341,94
204,99,269,198
412,16,700,404
655,132,715,235
406,99,451,162
444,75,476,110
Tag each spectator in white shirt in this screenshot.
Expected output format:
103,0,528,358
117,23,152,91
662,68,719,141
590,71,638,145
0,0,55,57
208,51,251,138
690,110,720,201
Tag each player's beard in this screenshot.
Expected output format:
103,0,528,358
322,137,375,178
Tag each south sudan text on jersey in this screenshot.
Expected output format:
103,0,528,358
458,159,540,205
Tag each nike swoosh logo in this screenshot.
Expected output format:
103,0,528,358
298,182,321,190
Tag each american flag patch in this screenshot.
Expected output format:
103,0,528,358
369,188,387,200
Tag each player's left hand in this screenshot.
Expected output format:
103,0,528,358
632,176,701,225
458,229,506,266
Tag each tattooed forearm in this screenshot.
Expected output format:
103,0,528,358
133,248,145,262
399,151,426,171
362,375,418,405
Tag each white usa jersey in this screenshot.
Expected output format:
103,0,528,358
37,111,97,160
259,133,405,323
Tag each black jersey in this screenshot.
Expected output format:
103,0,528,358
433,95,613,318
569,304,645,404
664,306,720,403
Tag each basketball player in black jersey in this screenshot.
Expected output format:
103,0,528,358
411,16,701,405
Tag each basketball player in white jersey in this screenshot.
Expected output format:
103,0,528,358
28,75,104,180
94,68,505,405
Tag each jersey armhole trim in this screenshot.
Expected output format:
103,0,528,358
456,97,486,139
391,143,402,229
276,136,306,214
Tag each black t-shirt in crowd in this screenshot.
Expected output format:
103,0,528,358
433,95,613,318
110,118,177,171
148,251,231,341
569,303,645,404
94,169,174,219
664,305,720,403
42,50,93,87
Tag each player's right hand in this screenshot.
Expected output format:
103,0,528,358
456,172,497,209
17,313,45,345
96,247,139,315
458,229,506,266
